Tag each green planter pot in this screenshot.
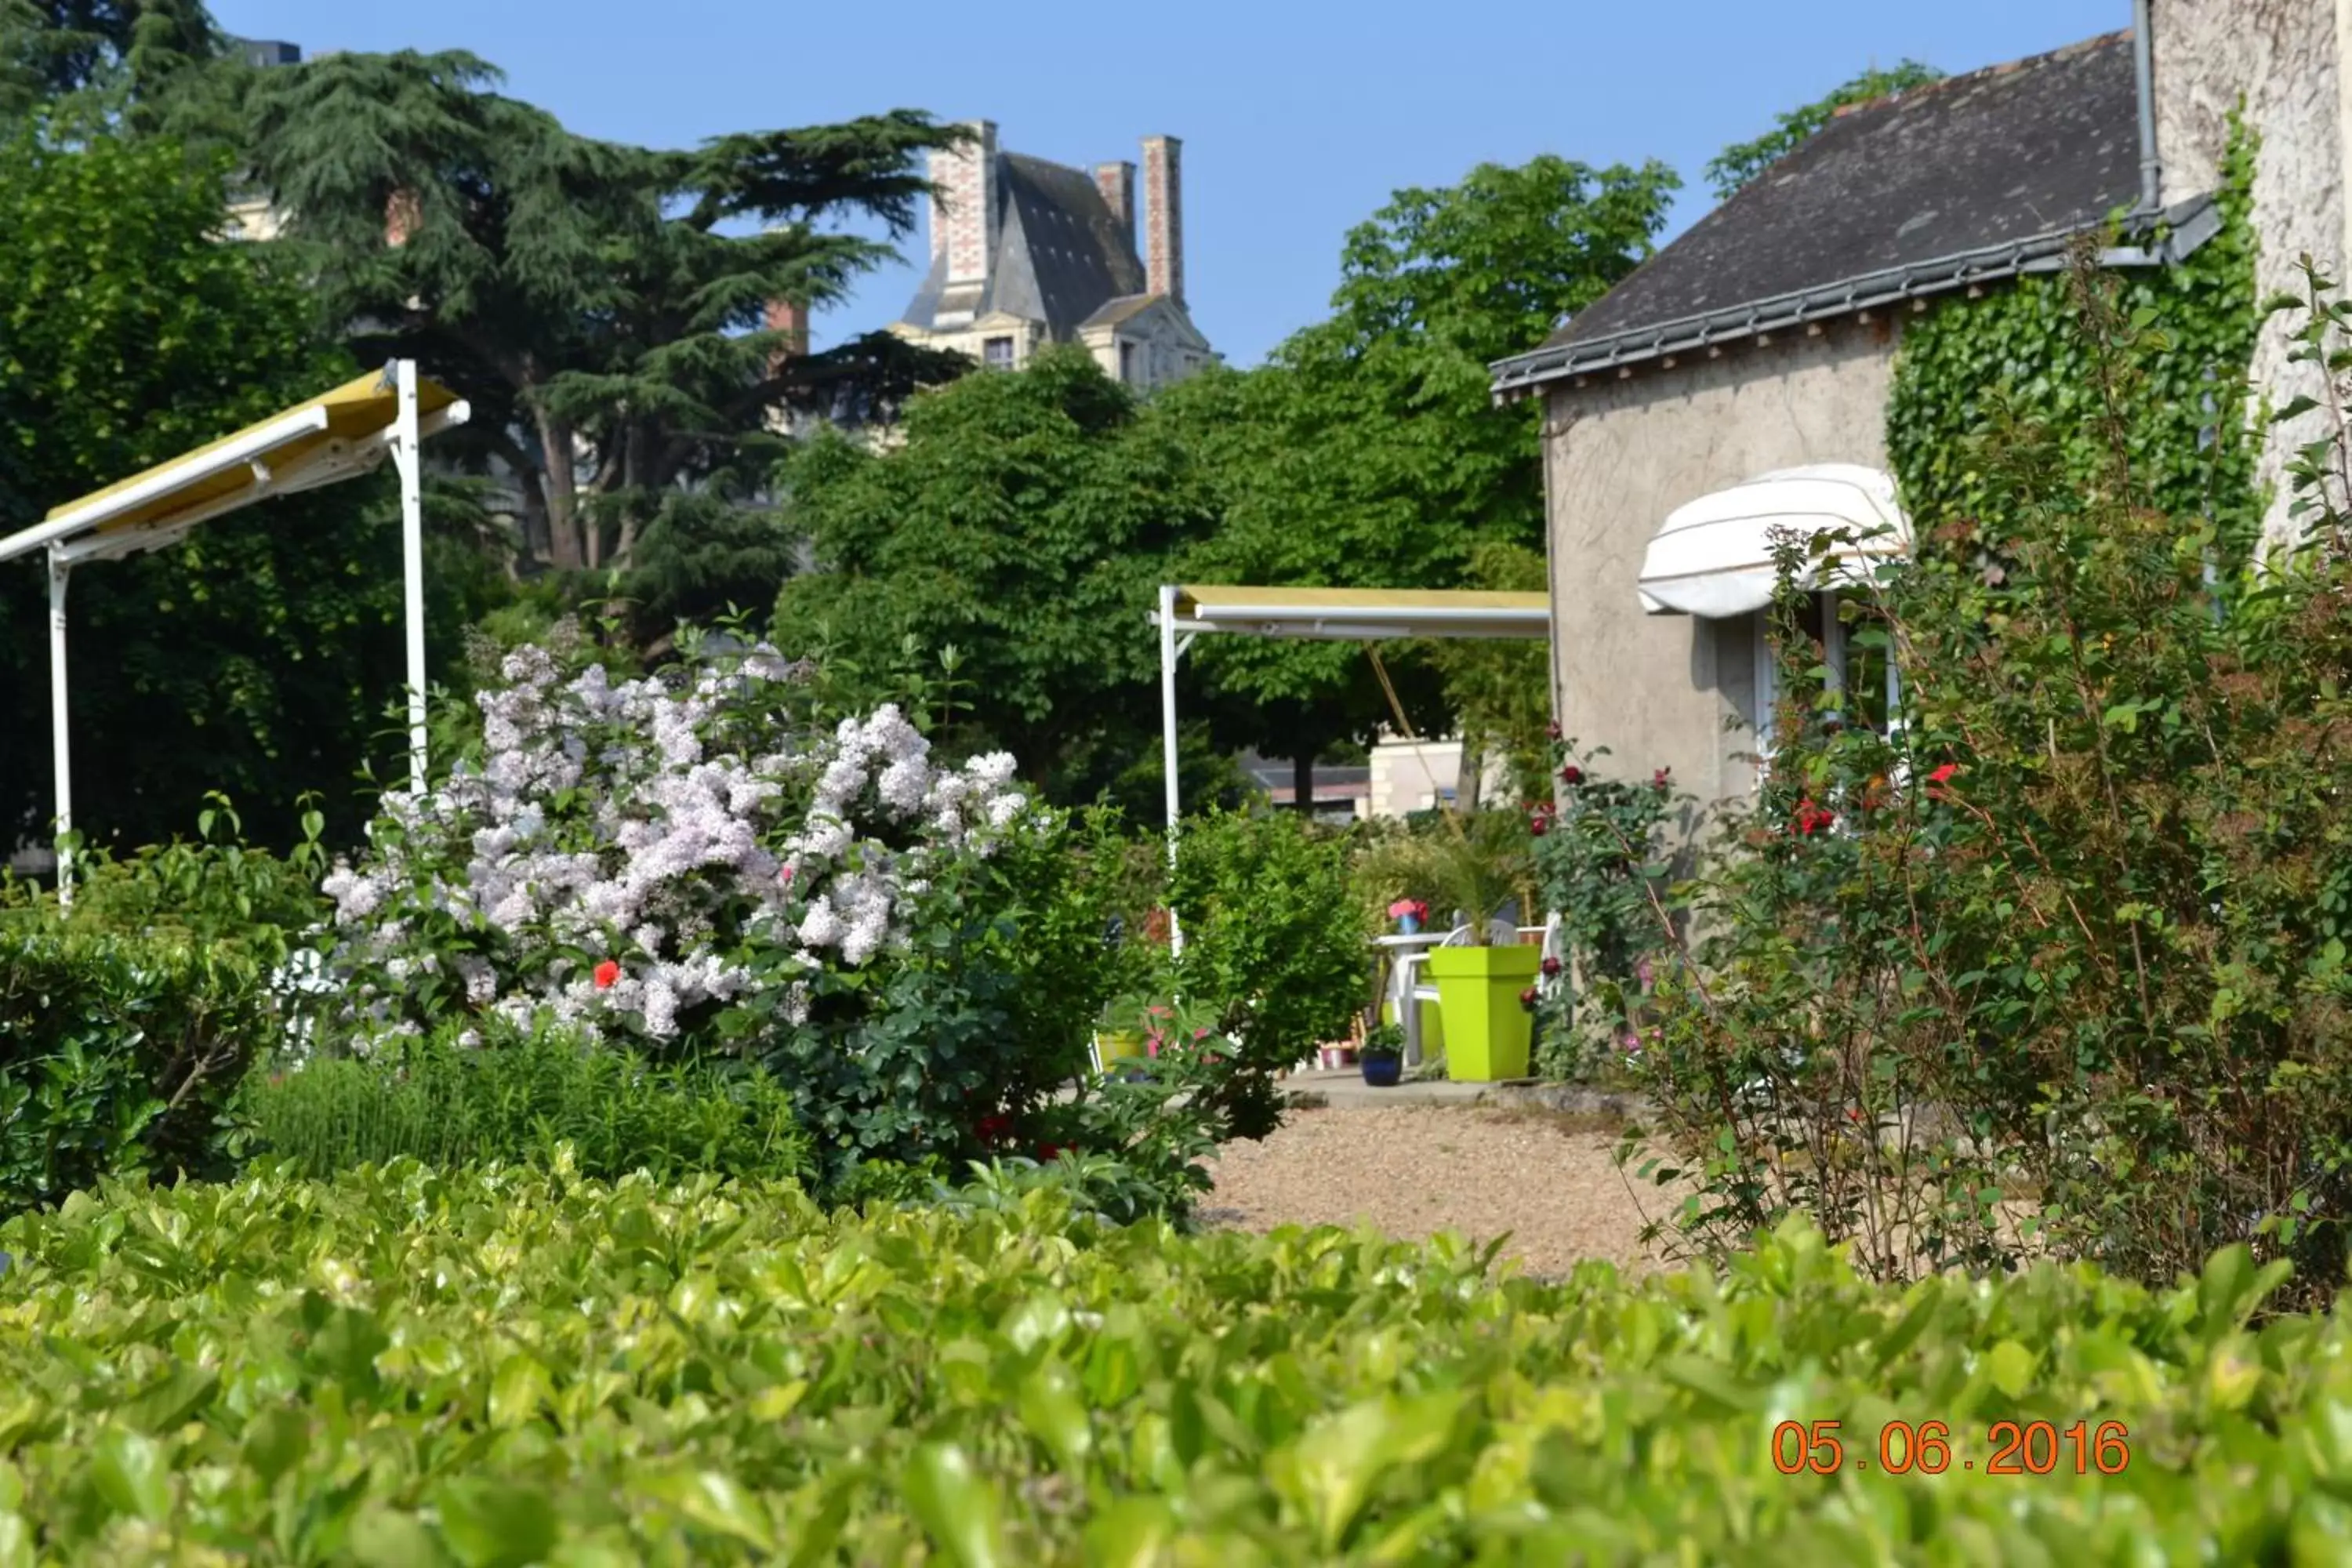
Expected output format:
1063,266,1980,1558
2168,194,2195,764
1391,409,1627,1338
1094,1030,1146,1066
1426,945,1543,1082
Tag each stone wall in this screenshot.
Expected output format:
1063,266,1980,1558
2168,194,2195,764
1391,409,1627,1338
1541,320,1901,815
2152,0,2347,547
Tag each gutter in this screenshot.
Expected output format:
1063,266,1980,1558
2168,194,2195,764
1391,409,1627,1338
1488,195,2220,403
2134,0,2164,215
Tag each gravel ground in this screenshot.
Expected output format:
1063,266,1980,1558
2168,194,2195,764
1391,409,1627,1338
1200,1103,1682,1281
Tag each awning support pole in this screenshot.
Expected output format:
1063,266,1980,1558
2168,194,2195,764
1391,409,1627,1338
393,359,428,796
46,550,71,909
1159,583,1184,956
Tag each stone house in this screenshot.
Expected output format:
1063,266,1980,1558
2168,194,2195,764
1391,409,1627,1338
1490,2,2352,818
889,122,1215,392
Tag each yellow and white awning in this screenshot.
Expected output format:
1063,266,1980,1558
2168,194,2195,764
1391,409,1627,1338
0,364,468,568
1636,463,1910,619
1170,584,1552,641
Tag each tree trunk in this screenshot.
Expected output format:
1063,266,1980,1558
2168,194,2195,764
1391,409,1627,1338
1457,737,1486,811
1293,752,1315,816
533,409,584,571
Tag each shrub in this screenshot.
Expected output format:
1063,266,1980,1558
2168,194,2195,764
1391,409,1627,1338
1620,258,2352,1303
0,928,269,1215
1,1174,2349,1561
1530,745,1683,1080
1167,808,1367,1137
310,630,1086,1185
234,1020,810,1185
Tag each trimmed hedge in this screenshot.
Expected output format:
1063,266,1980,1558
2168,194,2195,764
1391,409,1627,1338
0,929,270,1215
2,1169,2350,1562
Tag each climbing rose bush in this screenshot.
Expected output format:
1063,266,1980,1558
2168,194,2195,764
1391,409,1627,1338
316,637,1036,1058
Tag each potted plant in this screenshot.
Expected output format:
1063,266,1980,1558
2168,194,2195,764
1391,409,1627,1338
1388,897,1429,935
1417,809,1543,1083
1359,1022,1405,1087
1094,989,1157,1067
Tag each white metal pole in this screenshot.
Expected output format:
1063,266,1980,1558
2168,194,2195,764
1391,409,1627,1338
46,551,71,908
394,360,427,795
1159,583,1184,957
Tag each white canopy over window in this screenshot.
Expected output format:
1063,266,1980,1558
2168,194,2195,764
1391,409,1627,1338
1636,463,1911,619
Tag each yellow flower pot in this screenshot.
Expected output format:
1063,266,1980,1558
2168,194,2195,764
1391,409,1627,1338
1094,1030,1146,1066
1426,945,1542,1082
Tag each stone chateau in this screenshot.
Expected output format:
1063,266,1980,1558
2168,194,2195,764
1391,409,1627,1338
889,122,1215,392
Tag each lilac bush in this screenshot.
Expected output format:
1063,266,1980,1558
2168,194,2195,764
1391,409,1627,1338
315,633,1037,1060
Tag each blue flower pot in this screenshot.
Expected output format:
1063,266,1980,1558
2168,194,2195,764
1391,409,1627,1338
1398,913,1422,935
1361,1056,1402,1087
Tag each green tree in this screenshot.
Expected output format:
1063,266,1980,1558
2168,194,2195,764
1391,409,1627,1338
1705,60,1942,200
775,347,1237,809
0,123,437,853
238,49,970,619
1164,154,1678,799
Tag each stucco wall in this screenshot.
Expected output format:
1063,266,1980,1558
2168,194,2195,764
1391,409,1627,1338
2152,0,2347,549
1542,320,1900,815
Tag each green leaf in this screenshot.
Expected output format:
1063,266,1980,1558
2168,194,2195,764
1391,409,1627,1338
434,1479,560,1568
901,1442,1007,1568
89,1429,169,1523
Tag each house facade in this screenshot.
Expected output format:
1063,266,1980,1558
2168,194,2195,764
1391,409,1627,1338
889,122,1214,392
1491,2,2352,819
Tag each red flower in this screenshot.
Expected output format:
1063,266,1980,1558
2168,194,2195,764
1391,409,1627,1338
975,1113,1013,1146
593,960,621,989
1559,764,1584,786
1545,720,1563,741
1792,799,1835,837
1541,956,1563,978
1652,768,1671,792
1528,805,1554,837
1035,1142,1067,1163
1519,986,1538,1011
1927,763,1959,785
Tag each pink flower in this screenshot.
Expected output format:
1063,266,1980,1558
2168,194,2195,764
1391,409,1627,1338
593,960,621,989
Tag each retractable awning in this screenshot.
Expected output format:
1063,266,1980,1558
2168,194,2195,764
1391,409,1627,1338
1150,583,1554,953
1170,584,1552,641
1636,463,1910,619
0,361,470,903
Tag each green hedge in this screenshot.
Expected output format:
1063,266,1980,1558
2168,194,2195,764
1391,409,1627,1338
2,1171,2348,1562
0,929,270,1215
236,1023,812,1187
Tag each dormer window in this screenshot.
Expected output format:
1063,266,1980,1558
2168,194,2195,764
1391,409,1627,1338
1119,341,1138,384
982,336,1014,369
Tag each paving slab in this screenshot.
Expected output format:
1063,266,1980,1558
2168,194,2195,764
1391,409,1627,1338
1278,1067,1532,1109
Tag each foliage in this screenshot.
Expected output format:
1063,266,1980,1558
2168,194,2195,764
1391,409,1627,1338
234,1019,810,1187
0,121,428,854
1530,744,1683,1080
0,0,230,134
1888,124,2263,566
1350,808,1537,935
774,348,1226,803
5,1176,2352,1561
1166,808,1367,1137
0,925,270,1214
1707,60,1944,199
237,49,970,598
1418,539,1553,802
1617,245,2352,1304
1162,153,1679,772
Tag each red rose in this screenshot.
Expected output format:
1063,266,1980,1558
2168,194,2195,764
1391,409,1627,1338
1035,1142,1067,1163
975,1114,1013,1146
593,960,621,989
1792,799,1835,837
1652,768,1671,792
1519,987,1538,1011
1541,956,1562,978
1545,720,1563,741
1927,763,1959,785
1559,764,1584,786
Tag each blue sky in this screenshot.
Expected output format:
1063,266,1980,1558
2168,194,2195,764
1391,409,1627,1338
212,0,2130,367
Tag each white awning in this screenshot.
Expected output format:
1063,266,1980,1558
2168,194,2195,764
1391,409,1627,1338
1168,585,1550,641
1636,463,1911,618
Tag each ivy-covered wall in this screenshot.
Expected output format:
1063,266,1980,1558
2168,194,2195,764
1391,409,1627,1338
1886,129,2261,561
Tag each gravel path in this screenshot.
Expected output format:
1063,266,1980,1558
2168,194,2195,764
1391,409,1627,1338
1200,1103,1681,1281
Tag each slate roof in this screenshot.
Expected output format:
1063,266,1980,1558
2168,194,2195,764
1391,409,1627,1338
898,151,1150,341
1491,31,2210,398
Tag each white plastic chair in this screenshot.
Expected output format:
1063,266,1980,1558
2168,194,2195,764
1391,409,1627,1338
1387,913,1561,1070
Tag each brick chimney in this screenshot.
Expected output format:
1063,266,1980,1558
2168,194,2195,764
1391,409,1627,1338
385,187,421,248
762,298,810,377
1094,160,1136,248
933,120,1000,291
1141,135,1183,306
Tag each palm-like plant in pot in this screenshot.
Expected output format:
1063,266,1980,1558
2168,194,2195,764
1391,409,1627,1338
1415,808,1543,1082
